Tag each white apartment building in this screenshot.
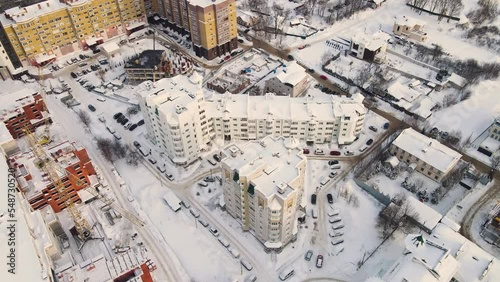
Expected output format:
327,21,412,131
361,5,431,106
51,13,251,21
137,72,213,166
138,75,366,166
221,136,307,252
265,61,309,97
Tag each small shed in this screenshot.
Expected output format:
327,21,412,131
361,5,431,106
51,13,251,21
101,42,120,57
385,156,400,168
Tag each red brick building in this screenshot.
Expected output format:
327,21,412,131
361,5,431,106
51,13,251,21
9,141,97,213
0,88,51,139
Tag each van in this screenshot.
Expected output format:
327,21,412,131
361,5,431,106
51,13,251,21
359,145,368,152
279,267,295,281
311,209,318,219
244,274,257,282
97,97,106,102
320,177,330,186
240,259,253,271
218,237,230,248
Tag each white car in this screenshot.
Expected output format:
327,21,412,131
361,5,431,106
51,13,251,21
209,227,219,237
344,150,354,156
331,238,345,245
189,209,200,218
314,149,325,155
329,231,344,237
198,218,209,227
332,222,345,230
218,237,230,248
329,216,342,224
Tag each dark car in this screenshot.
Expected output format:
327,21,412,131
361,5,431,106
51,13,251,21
117,115,126,123
305,250,313,261
133,141,141,147
311,194,317,205
137,119,145,126
120,118,129,125
366,139,374,146
79,54,85,60
330,150,341,156
328,160,339,166
287,54,294,60
238,38,244,43
303,148,310,154
383,122,390,129
70,72,77,79
92,48,101,54
87,104,96,112
214,154,221,162
114,112,123,119
307,68,315,73
327,194,333,204
129,124,138,131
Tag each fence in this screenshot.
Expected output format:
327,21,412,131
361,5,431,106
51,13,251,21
406,3,460,21
386,49,439,72
353,178,391,206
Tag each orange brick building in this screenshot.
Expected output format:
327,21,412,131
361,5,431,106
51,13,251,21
9,141,97,213
0,88,51,138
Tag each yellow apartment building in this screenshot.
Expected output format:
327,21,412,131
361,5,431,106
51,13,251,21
0,0,146,66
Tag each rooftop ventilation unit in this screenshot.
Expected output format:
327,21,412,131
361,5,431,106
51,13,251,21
259,141,266,147
277,182,287,194
175,105,183,114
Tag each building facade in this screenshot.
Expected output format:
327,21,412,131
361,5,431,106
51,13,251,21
350,31,388,63
0,0,146,66
264,62,308,97
221,136,306,251
393,16,427,42
389,128,462,182
9,141,97,213
0,88,51,139
138,75,366,166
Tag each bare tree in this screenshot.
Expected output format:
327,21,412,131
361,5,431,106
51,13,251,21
76,110,92,127
376,193,420,238
125,146,139,166
97,69,106,82
112,138,127,159
441,94,457,108
96,138,114,162
270,4,291,39
355,65,372,87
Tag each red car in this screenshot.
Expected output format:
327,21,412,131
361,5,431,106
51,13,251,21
320,75,327,80
330,150,341,156
224,55,231,60
303,148,310,154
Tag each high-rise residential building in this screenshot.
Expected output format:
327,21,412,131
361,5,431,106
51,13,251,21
221,136,307,251
0,0,146,66
158,0,237,60
137,76,367,166
0,88,51,139
9,140,98,213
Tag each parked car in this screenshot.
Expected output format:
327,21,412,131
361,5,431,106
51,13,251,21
113,112,123,119
287,54,294,60
327,193,333,204
305,250,313,261
88,104,96,112
329,172,337,178
137,119,145,126
320,75,327,80
189,209,200,218
344,150,354,156
329,216,342,224
314,149,325,155
369,126,378,132
198,181,208,187
204,176,215,182
166,173,174,181
316,255,324,268
383,122,390,129
328,160,339,165
133,141,141,148
148,158,157,165
213,154,221,162
331,238,344,245
70,72,77,78
329,231,344,237
366,139,374,146
238,38,244,43
330,150,341,156
303,148,310,154
120,118,129,125
209,227,219,237
311,194,317,205
129,124,138,131
198,218,209,227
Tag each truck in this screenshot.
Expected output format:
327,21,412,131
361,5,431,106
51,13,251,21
163,190,181,212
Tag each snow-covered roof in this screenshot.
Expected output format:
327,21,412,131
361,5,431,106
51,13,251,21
273,61,307,87
222,136,306,198
188,0,228,8
392,128,462,173
395,16,425,27
432,223,500,282
385,155,400,168
386,80,423,103
206,93,366,121
351,31,390,51
0,154,46,282
85,36,103,46
125,21,146,31
406,197,443,231
479,136,500,153
411,96,436,120
0,88,38,122
0,122,13,144
102,42,120,55
35,53,56,64
384,234,460,282
0,0,67,25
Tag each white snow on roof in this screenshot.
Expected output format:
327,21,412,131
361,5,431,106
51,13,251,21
206,93,366,121
35,53,56,64
125,21,146,31
395,16,426,27
386,80,423,103
0,122,13,144
351,31,390,51
392,128,462,173
432,223,500,282
188,0,228,8
0,88,37,121
102,42,120,54
0,154,46,282
273,61,307,87
222,136,306,198
406,197,443,230
0,0,67,26
385,155,400,168
411,96,436,120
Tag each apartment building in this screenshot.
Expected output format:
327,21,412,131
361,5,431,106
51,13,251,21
138,76,366,165
389,128,462,182
0,0,146,66
221,136,307,252
265,61,309,97
9,141,97,213
0,88,51,139
137,72,212,166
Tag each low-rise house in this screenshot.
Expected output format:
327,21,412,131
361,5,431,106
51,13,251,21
477,116,500,157
350,31,389,63
390,128,462,182
393,16,428,42
264,62,309,97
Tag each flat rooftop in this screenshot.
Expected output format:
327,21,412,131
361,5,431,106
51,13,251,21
0,0,67,26
0,88,38,121
222,136,306,198
352,31,390,51
392,128,462,173
273,61,307,86
125,50,165,69
188,0,230,8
